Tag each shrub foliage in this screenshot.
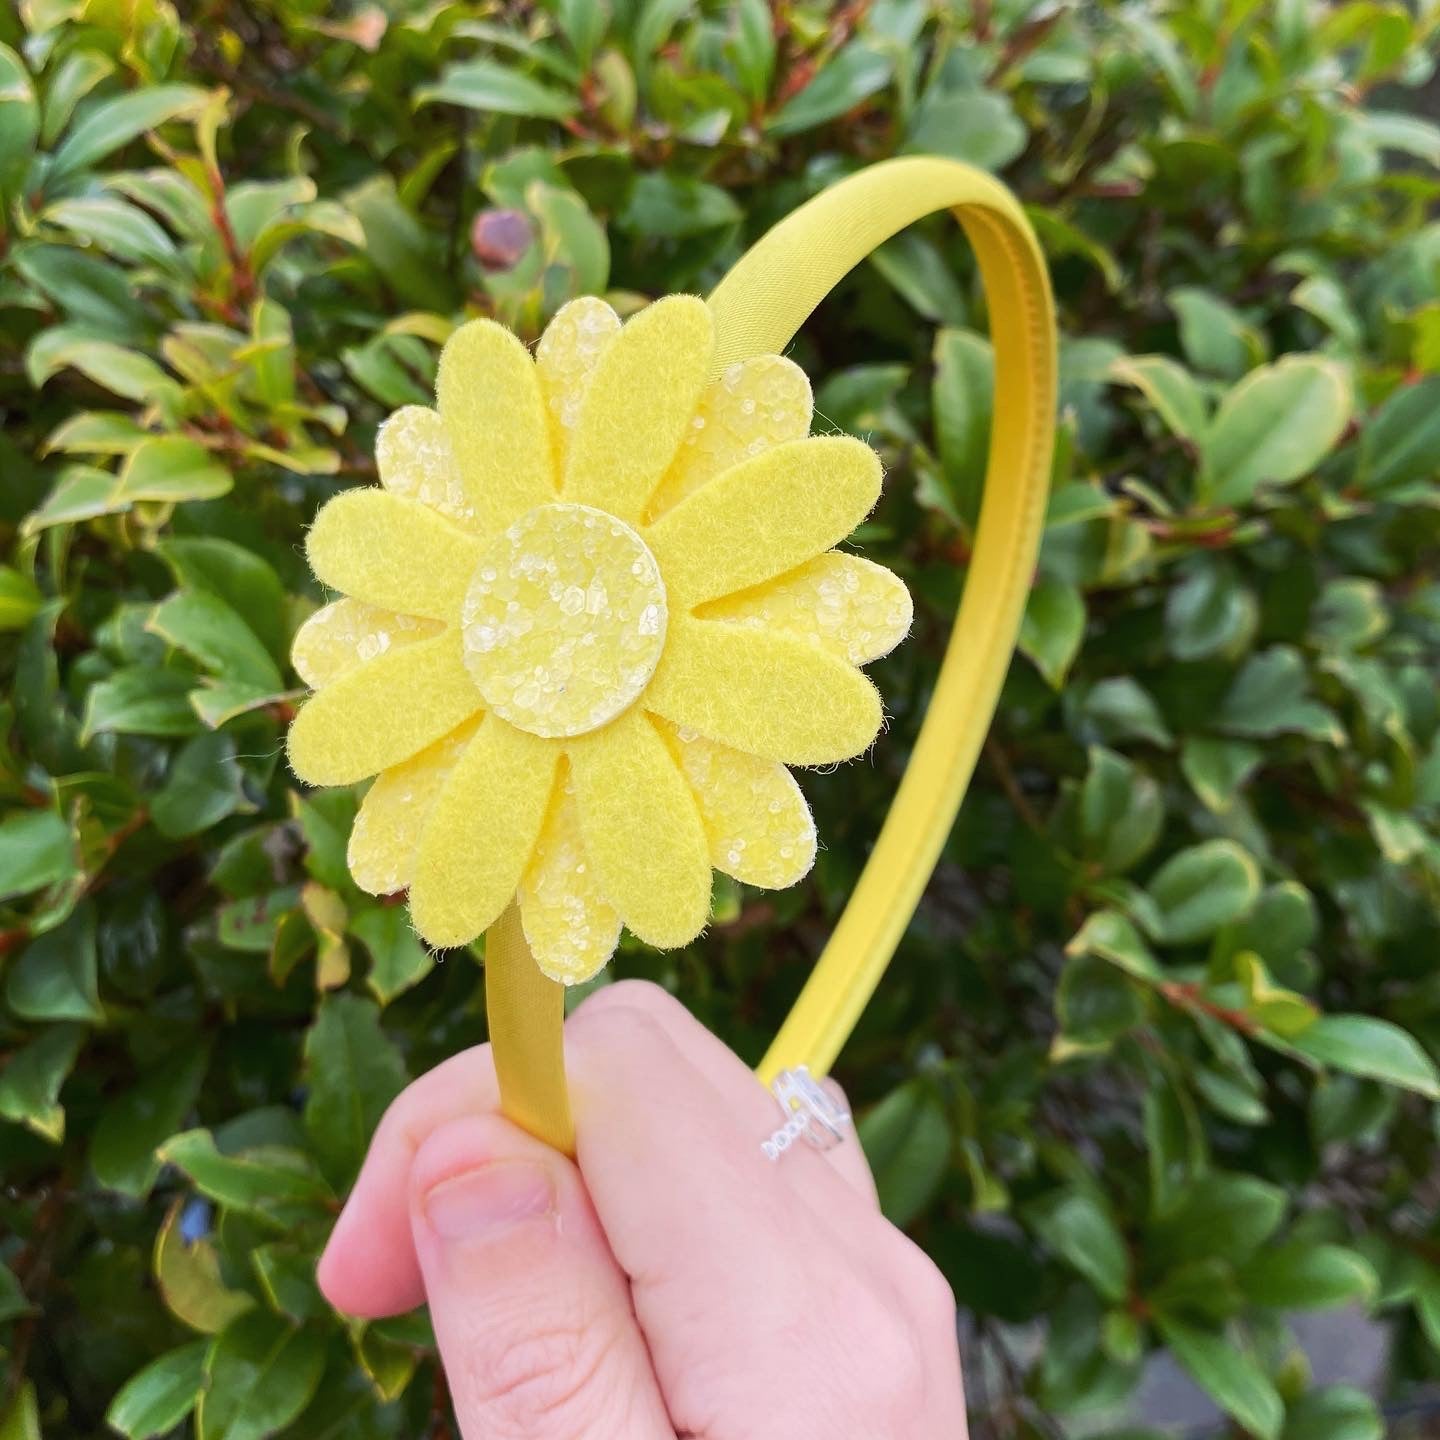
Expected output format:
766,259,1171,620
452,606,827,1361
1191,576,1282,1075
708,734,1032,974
1,2,1439,1437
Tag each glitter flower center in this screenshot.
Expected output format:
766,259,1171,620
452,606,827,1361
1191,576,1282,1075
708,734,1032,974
461,503,668,739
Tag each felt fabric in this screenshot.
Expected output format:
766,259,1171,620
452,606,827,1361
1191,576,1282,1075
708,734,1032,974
376,406,472,525
348,720,479,895
287,630,479,786
568,709,711,949
535,296,622,473
701,552,912,666
647,436,881,607
409,714,558,948
648,354,813,517
562,295,713,523
437,319,556,535
291,597,441,690
645,616,883,766
517,779,623,985
663,723,816,888
306,489,480,622
288,294,910,970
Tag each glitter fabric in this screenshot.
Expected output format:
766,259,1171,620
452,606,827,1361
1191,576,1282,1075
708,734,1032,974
287,295,911,980
461,503,668,739
292,597,442,689
702,552,913,666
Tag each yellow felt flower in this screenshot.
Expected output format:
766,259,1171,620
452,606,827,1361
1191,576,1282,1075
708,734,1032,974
287,295,911,984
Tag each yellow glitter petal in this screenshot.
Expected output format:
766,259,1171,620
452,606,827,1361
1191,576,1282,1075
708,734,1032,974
306,489,482,622
665,725,816,889
409,716,558,948
376,406,474,527
436,319,556,536
645,435,881,608
649,355,813,518
535,297,622,474
348,718,481,895
292,598,442,689
563,295,713,523
287,630,480,786
519,782,622,985
569,710,710,949
646,616,882,766
700,552,912,666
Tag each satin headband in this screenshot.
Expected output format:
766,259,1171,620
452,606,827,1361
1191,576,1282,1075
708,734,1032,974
289,156,1057,1154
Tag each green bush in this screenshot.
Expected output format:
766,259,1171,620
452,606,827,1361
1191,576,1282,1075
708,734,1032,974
2,1,1439,1436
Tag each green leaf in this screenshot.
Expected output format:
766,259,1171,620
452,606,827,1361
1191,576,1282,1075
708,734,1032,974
1146,840,1260,945
51,83,209,179
416,59,578,119
767,43,892,136
1165,558,1256,661
1019,578,1085,689
1066,910,1164,981
152,732,249,839
1218,647,1345,744
1155,1318,1282,1440
156,538,289,666
1240,1243,1377,1310
82,666,201,741
1080,677,1173,748
1356,375,1440,494
1180,736,1263,813
158,1130,333,1218
1109,354,1208,440
197,1310,326,1440
1150,1172,1286,1265
857,1079,950,1228
0,44,39,201
303,993,408,1190
1281,1386,1383,1440
0,1024,86,1142
1199,357,1352,506
26,335,177,404
871,232,969,326
619,171,741,237
1057,954,1143,1046
1078,747,1163,874
0,566,44,630
91,1044,209,1198
1169,287,1263,380
153,1201,254,1334
1287,1015,1439,1099
0,1264,30,1323
43,196,177,265
345,175,454,313
7,902,101,1022
904,87,1026,171
932,328,993,529
148,591,282,691
0,808,74,901
1026,1187,1130,1302
352,905,435,1005
106,1341,208,1439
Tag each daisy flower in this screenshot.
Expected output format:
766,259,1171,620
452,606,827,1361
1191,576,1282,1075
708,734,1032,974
287,295,911,984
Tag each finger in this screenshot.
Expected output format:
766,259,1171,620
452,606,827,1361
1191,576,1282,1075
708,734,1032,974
318,1044,499,1317
582,980,879,1205
564,1000,930,1438
409,1112,675,1440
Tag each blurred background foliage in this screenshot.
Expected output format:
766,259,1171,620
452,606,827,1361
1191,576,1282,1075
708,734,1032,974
1,0,1439,1436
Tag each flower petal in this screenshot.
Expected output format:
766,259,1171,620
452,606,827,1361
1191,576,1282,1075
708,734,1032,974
568,710,710,949
699,552,912,666
436,319,556,536
287,630,480,785
563,295,713,523
648,355,812,517
535,296,622,474
645,435,881,608
645,616,882,766
376,406,474,527
666,725,816,888
518,781,622,985
348,718,480,895
291,598,442,689
409,716,558,948
306,489,482,621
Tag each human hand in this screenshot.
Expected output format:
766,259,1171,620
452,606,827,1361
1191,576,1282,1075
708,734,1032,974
317,981,966,1438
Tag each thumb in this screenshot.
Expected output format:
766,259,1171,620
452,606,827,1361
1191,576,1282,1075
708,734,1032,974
409,1113,674,1440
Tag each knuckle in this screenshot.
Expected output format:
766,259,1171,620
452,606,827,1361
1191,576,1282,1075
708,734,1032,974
456,1313,620,1439
843,1296,930,1423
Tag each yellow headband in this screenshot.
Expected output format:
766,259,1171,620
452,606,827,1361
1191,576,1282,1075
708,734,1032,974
288,156,1056,1155
486,157,1057,1152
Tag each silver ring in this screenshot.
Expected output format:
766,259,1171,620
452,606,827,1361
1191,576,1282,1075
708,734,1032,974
761,1066,852,1161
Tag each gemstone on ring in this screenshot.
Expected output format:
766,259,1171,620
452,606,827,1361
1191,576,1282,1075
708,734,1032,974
761,1066,852,1160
